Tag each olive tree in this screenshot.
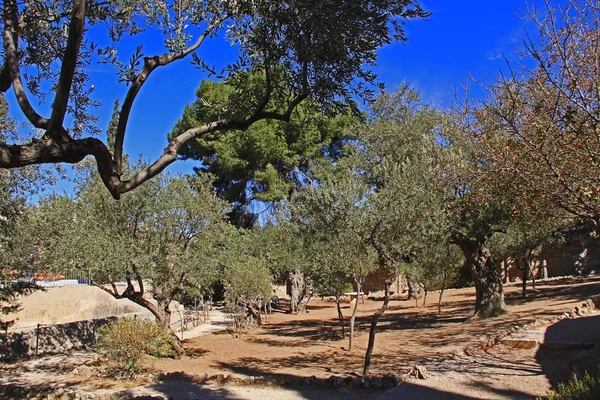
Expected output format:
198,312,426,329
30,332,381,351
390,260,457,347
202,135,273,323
457,0,600,232
34,167,230,340
0,0,429,199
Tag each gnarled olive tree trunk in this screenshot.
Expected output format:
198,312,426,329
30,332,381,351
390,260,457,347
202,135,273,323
454,238,507,319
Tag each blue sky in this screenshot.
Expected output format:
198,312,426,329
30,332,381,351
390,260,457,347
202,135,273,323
6,0,556,190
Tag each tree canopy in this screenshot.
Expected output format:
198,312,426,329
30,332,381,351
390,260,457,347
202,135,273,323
0,0,429,198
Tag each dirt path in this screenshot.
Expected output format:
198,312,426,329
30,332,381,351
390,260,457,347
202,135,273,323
1,277,599,399
155,277,600,381
379,313,600,399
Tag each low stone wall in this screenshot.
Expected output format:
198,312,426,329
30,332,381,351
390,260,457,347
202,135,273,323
0,313,154,360
0,317,113,360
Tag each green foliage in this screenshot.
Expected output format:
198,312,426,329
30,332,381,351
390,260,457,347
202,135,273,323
223,254,272,307
543,371,600,400
97,318,176,378
1,0,429,199
33,162,232,321
171,79,359,224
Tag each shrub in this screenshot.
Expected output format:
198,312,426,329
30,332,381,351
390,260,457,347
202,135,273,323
97,317,176,378
543,370,600,400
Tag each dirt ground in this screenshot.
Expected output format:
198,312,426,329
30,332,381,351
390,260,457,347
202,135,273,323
1,276,599,399
155,277,600,382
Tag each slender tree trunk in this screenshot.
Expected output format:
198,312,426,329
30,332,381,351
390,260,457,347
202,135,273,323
502,259,510,284
421,285,428,307
455,237,508,319
522,256,530,298
540,259,548,280
438,267,447,314
336,296,345,339
348,280,361,351
363,279,392,379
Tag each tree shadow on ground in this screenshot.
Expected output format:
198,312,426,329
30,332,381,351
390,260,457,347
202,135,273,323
119,375,386,400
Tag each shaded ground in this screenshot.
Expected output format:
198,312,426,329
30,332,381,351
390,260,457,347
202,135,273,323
1,277,599,399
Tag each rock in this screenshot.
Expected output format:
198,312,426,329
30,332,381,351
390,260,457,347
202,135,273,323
414,365,427,380
77,366,93,378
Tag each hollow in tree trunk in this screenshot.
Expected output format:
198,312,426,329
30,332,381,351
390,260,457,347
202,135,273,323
363,278,392,379
454,237,508,319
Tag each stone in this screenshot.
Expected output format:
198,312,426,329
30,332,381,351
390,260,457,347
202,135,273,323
414,365,427,379
77,366,93,378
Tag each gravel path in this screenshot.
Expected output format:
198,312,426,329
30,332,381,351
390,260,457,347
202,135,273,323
378,313,600,400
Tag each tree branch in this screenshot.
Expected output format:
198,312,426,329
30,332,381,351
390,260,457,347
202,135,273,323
113,15,226,175
3,0,48,128
48,0,87,139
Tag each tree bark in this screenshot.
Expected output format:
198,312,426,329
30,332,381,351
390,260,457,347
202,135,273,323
289,270,303,314
362,279,392,379
406,275,424,301
438,267,447,314
336,296,345,339
454,237,508,319
348,280,361,351
539,259,548,279
502,259,510,284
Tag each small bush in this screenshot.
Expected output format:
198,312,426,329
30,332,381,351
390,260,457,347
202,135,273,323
543,370,600,400
97,318,176,378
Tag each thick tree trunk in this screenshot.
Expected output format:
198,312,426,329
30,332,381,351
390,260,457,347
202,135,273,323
289,270,304,314
336,296,345,339
362,279,392,379
455,238,508,319
348,281,361,351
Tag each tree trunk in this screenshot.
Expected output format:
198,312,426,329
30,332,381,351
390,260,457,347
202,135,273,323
98,283,184,357
438,267,447,314
336,296,345,339
455,238,508,319
421,285,428,307
539,259,548,280
289,270,304,314
502,259,510,284
348,281,361,351
523,251,533,298
406,275,424,301
363,279,392,379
